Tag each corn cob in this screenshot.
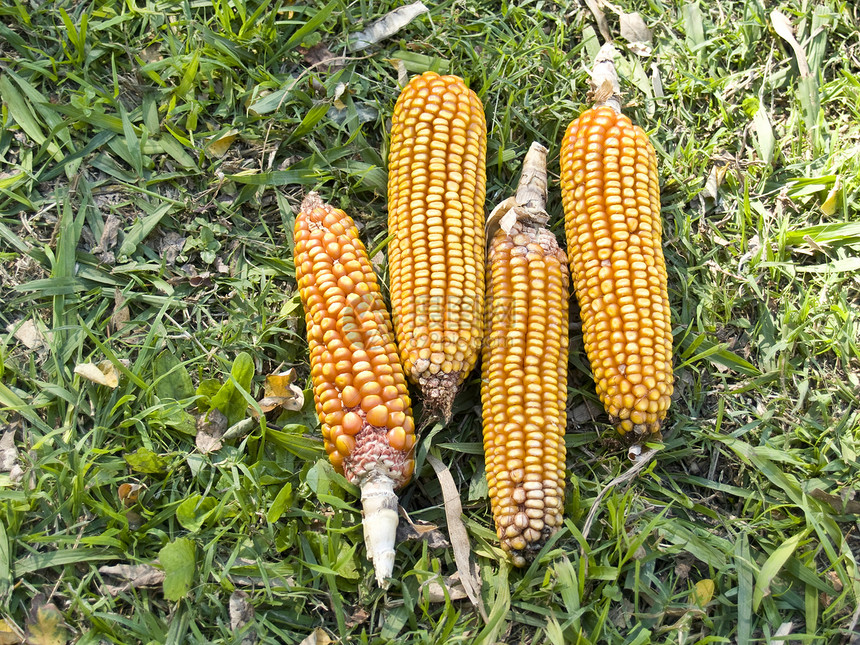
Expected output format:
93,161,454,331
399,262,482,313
294,192,416,586
559,45,673,443
482,143,569,566
388,71,487,422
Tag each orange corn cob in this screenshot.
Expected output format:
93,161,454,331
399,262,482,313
294,192,416,586
482,143,569,566
387,71,487,421
559,45,673,443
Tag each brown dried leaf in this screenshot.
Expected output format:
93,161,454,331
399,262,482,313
195,432,224,454
0,430,21,484
188,272,212,288
423,573,469,602
584,0,611,43
627,41,652,57
348,1,429,52
8,320,46,351
589,78,616,104
93,213,121,264
809,488,860,515
139,44,162,64
301,43,341,71
158,230,186,266
397,510,449,548
0,431,18,472
229,591,257,645
484,196,518,245
826,570,843,592
771,10,810,77
345,607,369,629
196,408,228,454
620,12,653,47
426,454,486,620
126,511,143,531
391,57,408,87
332,82,349,110
571,399,603,424
651,62,664,99
771,622,794,645
110,287,130,332
117,483,142,507
99,563,166,595
701,163,728,205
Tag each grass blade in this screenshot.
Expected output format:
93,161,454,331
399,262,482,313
735,533,753,644
752,530,808,611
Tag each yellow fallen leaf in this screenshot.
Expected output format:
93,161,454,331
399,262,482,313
692,578,715,607
265,369,299,398
332,82,349,110
256,369,304,414
0,617,23,644
820,180,840,216
206,129,239,158
74,361,120,388
298,627,332,645
26,602,68,645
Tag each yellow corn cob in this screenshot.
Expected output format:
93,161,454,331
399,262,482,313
388,71,487,422
559,46,673,442
294,192,416,586
482,143,569,566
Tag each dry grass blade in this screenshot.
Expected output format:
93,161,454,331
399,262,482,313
580,447,658,549
584,0,612,43
770,10,810,77
426,454,486,621
348,2,429,52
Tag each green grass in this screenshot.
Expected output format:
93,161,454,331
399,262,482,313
1,0,859,642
